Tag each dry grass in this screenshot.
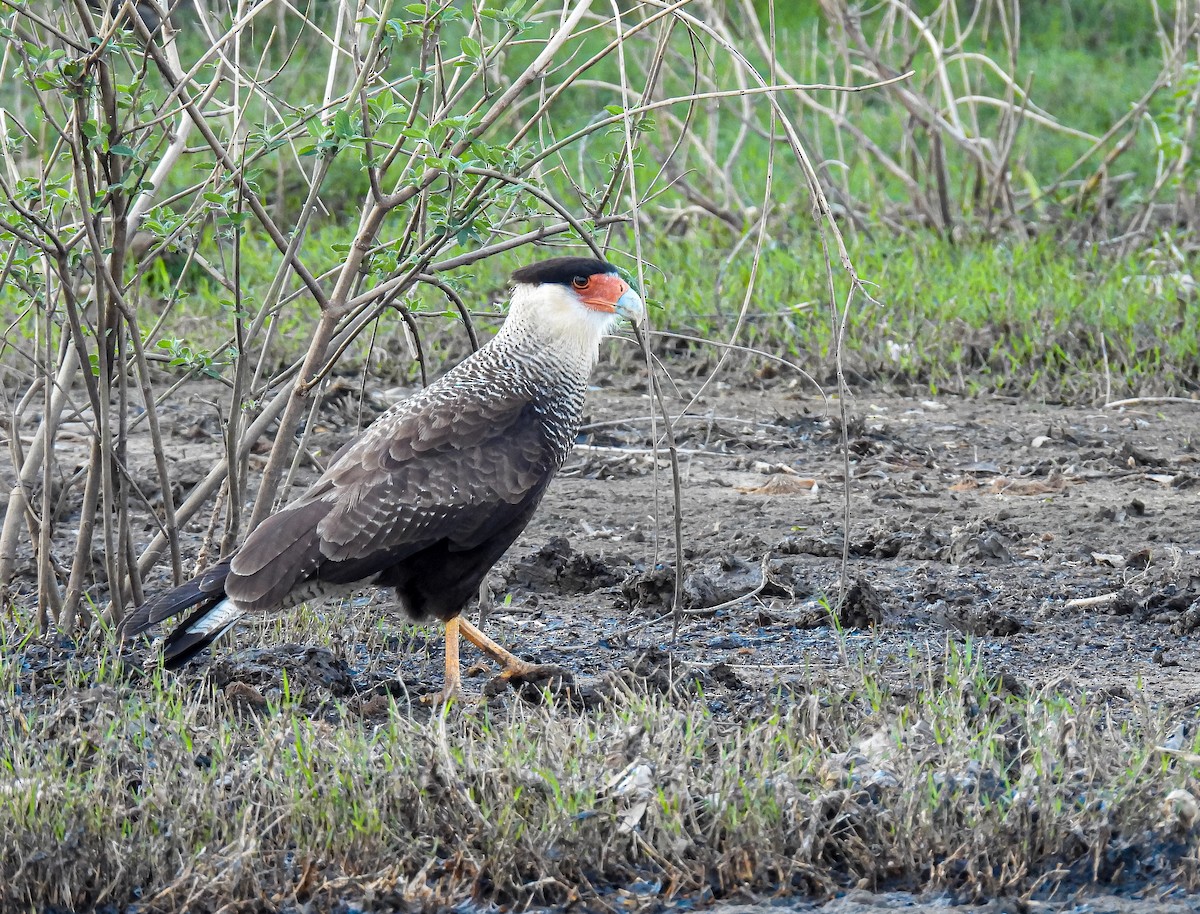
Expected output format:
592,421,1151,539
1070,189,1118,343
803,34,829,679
3,631,1200,910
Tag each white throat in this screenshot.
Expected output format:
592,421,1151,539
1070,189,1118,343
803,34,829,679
497,283,620,372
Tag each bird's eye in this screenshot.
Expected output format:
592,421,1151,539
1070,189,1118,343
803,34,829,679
572,276,589,289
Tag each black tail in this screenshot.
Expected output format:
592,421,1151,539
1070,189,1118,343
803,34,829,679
119,561,235,667
160,593,244,669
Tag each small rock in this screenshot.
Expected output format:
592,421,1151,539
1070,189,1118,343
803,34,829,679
224,681,268,713
1164,788,1199,829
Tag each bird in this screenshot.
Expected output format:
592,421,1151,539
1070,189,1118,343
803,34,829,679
118,256,644,700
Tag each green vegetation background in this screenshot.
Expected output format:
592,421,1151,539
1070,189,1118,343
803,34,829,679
3,0,1193,399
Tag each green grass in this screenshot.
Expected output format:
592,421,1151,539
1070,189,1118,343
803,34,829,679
274,227,1200,399
2,630,1197,910
48,224,1191,401
6,203,1192,405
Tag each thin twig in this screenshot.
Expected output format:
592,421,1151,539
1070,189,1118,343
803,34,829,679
1064,593,1122,609
1104,396,1200,410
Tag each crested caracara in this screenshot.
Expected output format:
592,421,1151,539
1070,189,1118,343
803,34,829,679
119,257,644,700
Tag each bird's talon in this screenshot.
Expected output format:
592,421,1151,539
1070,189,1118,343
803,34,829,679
503,662,566,683
422,685,464,707
484,663,572,699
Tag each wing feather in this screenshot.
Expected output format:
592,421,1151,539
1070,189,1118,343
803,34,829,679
316,392,551,561
226,499,328,608
225,380,558,611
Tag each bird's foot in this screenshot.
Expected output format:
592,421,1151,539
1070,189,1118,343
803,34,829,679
483,662,573,700
421,683,465,707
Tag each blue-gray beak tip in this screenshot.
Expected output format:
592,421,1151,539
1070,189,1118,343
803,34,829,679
616,288,644,322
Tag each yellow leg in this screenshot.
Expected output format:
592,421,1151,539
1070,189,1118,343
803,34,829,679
457,616,560,683
426,615,462,704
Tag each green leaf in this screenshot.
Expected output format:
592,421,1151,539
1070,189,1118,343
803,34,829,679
460,36,481,61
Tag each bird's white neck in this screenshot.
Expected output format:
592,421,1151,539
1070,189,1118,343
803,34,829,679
496,284,619,375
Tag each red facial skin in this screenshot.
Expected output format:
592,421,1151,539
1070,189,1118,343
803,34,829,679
572,272,629,313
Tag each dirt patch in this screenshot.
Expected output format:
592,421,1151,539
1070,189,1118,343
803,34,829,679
455,386,1200,715
15,385,1200,710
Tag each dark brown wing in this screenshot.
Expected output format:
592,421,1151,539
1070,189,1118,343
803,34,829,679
226,383,556,613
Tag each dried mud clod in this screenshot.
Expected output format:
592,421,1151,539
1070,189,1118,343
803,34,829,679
1120,440,1170,467
621,556,799,612
774,519,1021,567
939,603,1026,637
708,661,744,690
208,644,355,700
611,647,704,697
504,536,624,595
774,522,948,561
947,520,1017,565
621,565,677,609
838,578,885,629
1131,585,1200,633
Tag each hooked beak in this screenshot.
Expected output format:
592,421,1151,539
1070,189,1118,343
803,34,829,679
615,287,644,323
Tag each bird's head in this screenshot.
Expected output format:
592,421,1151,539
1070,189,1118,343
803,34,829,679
501,256,644,368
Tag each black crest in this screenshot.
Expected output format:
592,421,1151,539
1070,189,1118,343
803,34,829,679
511,257,615,286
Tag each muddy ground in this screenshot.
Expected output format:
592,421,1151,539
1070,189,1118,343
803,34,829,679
520,379,1200,711
11,367,1200,911
519,376,1200,714
20,367,1200,720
